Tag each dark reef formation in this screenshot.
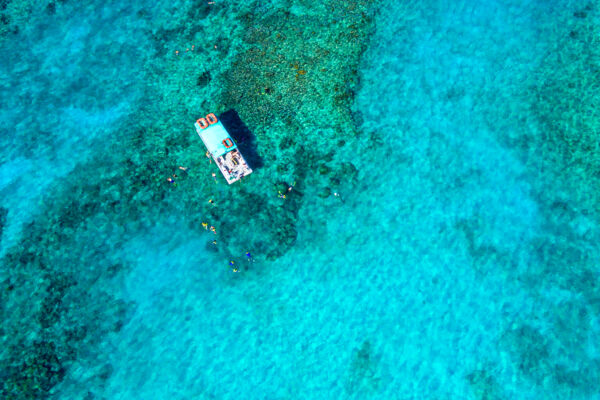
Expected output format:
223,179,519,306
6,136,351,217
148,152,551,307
466,370,507,400
0,206,7,242
345,340,382,395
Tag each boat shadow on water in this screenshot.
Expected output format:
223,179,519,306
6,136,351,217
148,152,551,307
218,109,264,171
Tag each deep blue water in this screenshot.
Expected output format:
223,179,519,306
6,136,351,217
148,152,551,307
1,0,599,399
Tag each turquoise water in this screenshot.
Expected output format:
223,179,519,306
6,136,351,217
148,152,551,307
1,0,600,399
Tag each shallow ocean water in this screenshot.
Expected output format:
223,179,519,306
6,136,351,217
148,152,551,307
1,0,599,399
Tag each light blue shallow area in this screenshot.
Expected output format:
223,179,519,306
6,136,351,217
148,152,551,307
1,0,599,399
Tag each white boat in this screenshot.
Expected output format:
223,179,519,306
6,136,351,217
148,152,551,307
194,113,253,184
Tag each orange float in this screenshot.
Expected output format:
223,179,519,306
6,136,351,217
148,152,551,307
206,113,218,124
196,118,209,129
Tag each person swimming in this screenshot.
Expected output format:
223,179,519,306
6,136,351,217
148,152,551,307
278,180,303,198
276,181,297,199
229,260,238,272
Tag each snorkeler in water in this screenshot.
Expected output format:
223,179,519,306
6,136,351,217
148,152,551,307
277,180,302,199
229,260,238,272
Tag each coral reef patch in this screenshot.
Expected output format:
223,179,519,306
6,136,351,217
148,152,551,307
466,370,507,400
345,340,382,396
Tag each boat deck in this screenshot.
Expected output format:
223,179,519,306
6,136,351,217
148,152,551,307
214,148,253,184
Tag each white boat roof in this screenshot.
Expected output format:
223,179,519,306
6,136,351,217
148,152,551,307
196,121,237,158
